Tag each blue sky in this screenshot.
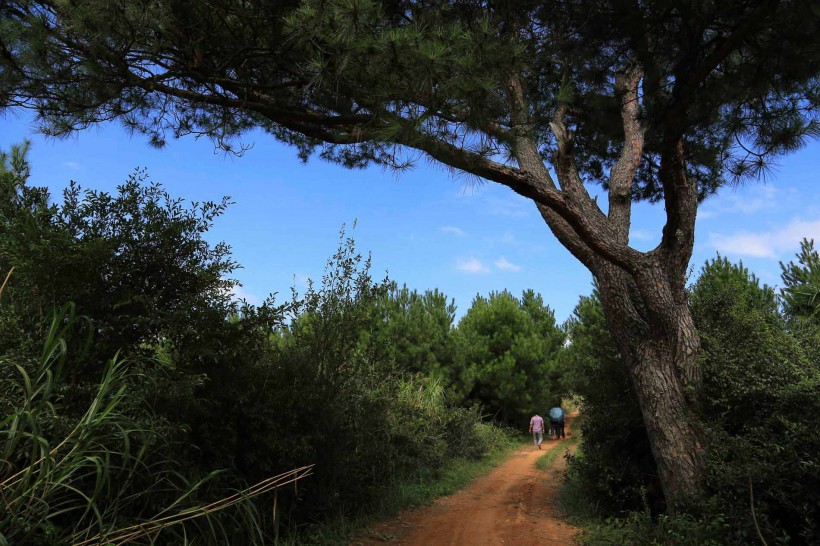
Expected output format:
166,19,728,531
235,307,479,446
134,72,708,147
2,111,818,322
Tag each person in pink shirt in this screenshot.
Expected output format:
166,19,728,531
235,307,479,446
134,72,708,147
529,413,545,449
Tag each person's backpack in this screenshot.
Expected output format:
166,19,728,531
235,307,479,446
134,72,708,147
549,407,564,421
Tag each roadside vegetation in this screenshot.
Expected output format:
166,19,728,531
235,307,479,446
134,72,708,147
559,254,820,545
3,143,819,545
0,149,533,544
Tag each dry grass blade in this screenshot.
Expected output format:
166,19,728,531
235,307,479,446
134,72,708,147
0,267,12,300
74,465,315,546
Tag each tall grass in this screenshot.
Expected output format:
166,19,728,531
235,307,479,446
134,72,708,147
0,304,310,545
397,374,446,414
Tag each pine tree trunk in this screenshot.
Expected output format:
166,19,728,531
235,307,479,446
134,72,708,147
629,332,704,508
597,263,705,510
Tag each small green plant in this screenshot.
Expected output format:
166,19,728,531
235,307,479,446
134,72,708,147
536,434,578,473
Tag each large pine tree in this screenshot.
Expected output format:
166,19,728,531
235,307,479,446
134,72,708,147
2,0,817,508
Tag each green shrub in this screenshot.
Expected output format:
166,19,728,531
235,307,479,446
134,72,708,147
0,145,512,540
577,509,732,546
180,229,497,533
692,257,820,545
564,258,820,544
0,305,299,545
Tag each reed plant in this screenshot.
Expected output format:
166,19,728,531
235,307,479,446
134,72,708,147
0,304,310,545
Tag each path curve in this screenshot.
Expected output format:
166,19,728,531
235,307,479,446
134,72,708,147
354,423,578,545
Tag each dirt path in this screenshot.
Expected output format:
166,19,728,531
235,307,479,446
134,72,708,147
353,425,579,545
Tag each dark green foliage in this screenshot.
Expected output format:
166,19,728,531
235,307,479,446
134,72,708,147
560,292,659,516
452,289,564,426
780,240,820,368
691,257,820,545
367,283,457,378
0,305,288,545
1,146,508,541
1,1,816,194
692,257,807,433
0,146,238,381
208,232,496,525
565,258,820,544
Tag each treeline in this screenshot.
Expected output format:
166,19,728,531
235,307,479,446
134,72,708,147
561,250,820,544
0,149,560,544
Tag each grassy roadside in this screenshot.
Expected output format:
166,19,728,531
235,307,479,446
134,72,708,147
281,425,524,545
557,440,639,546
383,435,524,511
535,434,580,473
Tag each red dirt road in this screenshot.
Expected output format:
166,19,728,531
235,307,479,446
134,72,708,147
354,430,578,545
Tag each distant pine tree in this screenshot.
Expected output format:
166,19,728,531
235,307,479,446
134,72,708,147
781,239,820,322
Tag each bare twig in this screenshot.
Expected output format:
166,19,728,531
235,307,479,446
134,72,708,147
0,266,13,300
748,474,768,546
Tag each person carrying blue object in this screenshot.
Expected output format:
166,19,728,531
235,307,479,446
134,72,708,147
548,406,565,439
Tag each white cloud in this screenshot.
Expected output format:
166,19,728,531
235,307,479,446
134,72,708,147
735,185,777,214
708,219,820,259
699,184,778,220
494,257,522,272
709,232,776,258
441,225,466,236
456,256,490,274
63,161,82,170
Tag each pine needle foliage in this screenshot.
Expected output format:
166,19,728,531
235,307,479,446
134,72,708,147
780,238,820,322
1,1,816,194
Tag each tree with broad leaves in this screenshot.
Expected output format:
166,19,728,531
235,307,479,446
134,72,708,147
1,0,818,509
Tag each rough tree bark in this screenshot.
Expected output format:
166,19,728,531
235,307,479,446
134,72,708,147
597,263,705,507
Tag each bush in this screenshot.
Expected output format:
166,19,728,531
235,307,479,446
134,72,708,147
692,258,820,545
180,229,499,532
0,145,512,541
0,306,294,545
564,258,820,544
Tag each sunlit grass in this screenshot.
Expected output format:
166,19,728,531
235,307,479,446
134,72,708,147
536,434,579,473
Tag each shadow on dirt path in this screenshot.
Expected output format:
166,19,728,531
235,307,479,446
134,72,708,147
352,419,579,545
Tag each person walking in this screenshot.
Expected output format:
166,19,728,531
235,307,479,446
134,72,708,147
549,406,565,439
529,413,545,449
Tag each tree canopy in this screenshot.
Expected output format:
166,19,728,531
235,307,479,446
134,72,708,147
2,1,816,198
453,289,564,423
